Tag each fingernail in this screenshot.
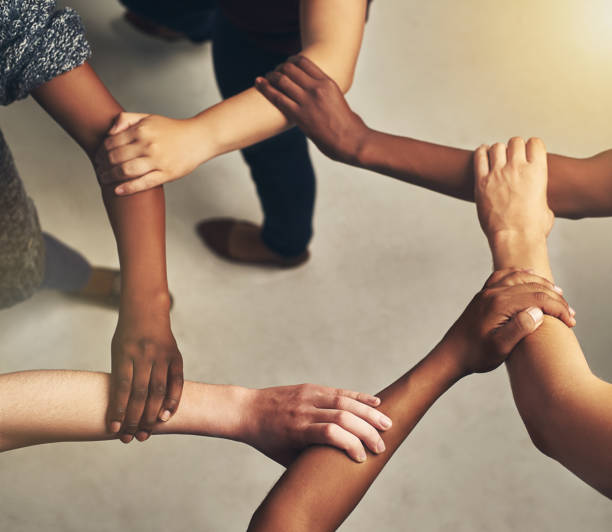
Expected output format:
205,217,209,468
376,441,386,453
255,76,263,83
160,410,171,422
110,421,121,433
135,431,149,442
115,186,124,195
527,307,543,325
569,306,576,317
570,317,577,327
372,396,381,406
121,435,133,444
357,452,367,463
553,285,563,294
379,415,392,429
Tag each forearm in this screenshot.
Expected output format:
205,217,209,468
356,131,612,220
492,234,612,496
249,342,463,532
31,63,169,301
191,0,366,162
0,371,248,452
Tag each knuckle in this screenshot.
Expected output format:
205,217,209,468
116,376,132,393
515,312,533,332
123,422,139,433
333,395,345,410
151,381,166,397
335,410,350,425
323,424,337,440
130,387,148,401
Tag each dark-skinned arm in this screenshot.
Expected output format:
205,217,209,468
255,56,612,220
31,62,183,443
249,269,575,531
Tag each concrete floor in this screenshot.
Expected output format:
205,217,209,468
1,1,611,530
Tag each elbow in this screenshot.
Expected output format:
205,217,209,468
511,386,561,460
336,71,355,94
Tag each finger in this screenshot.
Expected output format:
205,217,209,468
109,112,149,135
507,137,526,165
103,128,139,152
135,361,169,442
474,144,490,181
108,359,133,434
288,55,328,80
115,170,167,196
314,393,391,431
491,269,562,294
120,361,153,443
332,387,381,407
498,285,575,327
488,142,507,169
106,143,147,167
159,356,184,422
491,307,544,355
302,423,368,463
315,409,385,456
255,77,301,118
265,71,305,103
484,268,521,288
102,157,156,185
526,137,547,165
276,61,318,90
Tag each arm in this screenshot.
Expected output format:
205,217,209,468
474,138,612,498
249,271,575,531
255,56,612,220
98,0,368,195
0,371,392,466
31,63,183,442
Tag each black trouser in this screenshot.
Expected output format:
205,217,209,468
120,1,316,257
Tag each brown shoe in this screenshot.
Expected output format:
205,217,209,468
196,218,310,268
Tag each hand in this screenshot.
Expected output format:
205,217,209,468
254,55,370,164
474,137,554,243
240,383,392,466
443,268,576,375
95,113,204,195
108,307,184,443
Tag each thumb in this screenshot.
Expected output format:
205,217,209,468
109,112,149,135
492,307,544,356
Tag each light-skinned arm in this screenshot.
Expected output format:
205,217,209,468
248,269,576,531
97,0,368,195
0,371,394,465
255,56,612,220
30,63,183,443
474,137,612,498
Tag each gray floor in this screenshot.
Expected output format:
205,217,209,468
1,1,611,530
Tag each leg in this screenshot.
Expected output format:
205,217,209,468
200,13,315,261
0,130,45,309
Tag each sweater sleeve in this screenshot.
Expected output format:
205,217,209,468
0,0,91,105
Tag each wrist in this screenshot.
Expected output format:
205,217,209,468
429,335,471,383
119,288,172,318
488,231,551,278
352,125,377,167
188,113,221,164
233,386,259,444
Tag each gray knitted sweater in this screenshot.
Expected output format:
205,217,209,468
0,1,91,307
0,0,91,105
